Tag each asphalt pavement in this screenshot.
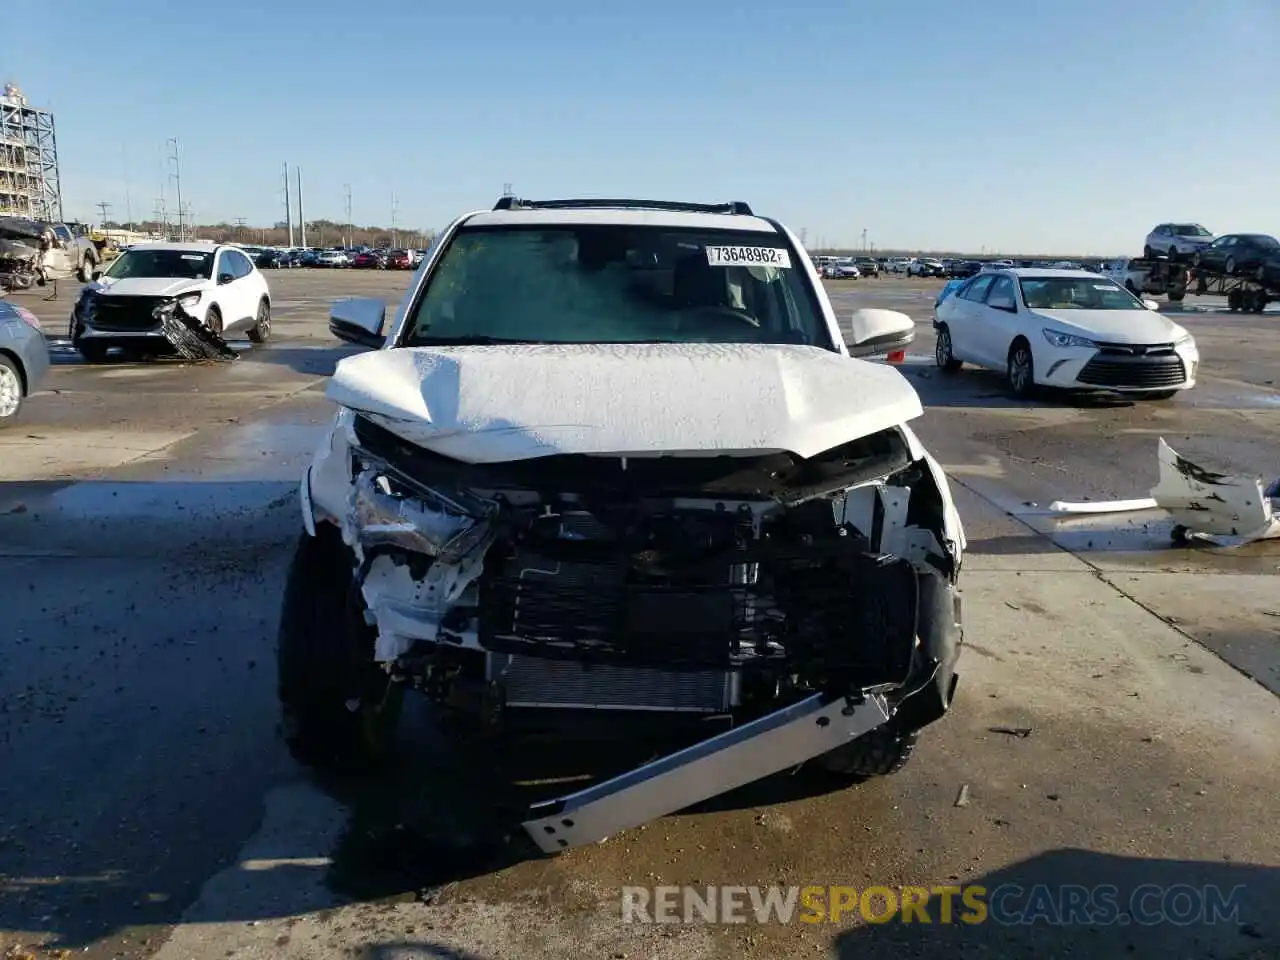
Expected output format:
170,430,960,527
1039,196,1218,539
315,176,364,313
1,269,1277,960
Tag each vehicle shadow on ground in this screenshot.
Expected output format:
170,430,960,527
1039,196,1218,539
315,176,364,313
316,719,861,903
830,848,1278,960
902,367,1140,411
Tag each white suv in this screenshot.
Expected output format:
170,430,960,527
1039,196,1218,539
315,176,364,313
70,242,271,361
279,197,966,853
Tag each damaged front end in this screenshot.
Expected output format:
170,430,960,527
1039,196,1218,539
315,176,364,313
305,411,964,851
0,217,54,292
73,288,236,361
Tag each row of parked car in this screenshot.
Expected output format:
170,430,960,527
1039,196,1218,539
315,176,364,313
229,244,427,271
814,254,1108,281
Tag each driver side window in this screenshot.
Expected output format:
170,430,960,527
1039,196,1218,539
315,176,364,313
53,225,73,243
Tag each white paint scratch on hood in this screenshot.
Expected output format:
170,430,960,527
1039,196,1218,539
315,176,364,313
326,343,923,463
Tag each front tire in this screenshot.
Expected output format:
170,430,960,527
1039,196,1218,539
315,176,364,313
247,298,271,344
277,526,403,774
1006,338,1035,399
814,726,919,781
934,323,962,372
78,255,97,283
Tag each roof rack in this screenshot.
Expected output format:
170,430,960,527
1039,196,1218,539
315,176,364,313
491,197,754,216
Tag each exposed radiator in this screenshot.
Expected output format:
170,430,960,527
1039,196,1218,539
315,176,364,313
486,654,734,712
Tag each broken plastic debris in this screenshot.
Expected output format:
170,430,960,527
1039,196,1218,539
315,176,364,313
1048,438,1280,546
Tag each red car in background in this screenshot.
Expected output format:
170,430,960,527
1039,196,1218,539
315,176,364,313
351,251,386,269
386,249,413,270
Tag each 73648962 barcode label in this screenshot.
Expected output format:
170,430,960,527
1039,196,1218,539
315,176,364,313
704,246,792,268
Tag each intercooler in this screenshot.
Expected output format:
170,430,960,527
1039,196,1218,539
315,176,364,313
485,653,735,712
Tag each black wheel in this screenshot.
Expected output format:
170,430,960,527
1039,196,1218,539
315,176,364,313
1192,252,1202,268
1006,338,1035,399
1225,255,1236,275
814,726,919,782
934,323,962,372
1125,280,1138,295
74,340,111,363
1167,288,1185,302
247,298,271,344
1143,245,1155,259
277,525,404,774
78,255,97,283
1227,289,1242,312
0,354,24,422
205,305,223,336
1167,246,1178,260
1146,390,1178,400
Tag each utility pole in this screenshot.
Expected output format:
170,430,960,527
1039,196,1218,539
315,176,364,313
502,182,513,198
283,162,293,247
153,197,168,239
167,138,184,241
122,145,133,231
96,200,112,229
233,217,247,241
861,228,868,253
296,167,306,247
391,192,399,248
344,183,352,248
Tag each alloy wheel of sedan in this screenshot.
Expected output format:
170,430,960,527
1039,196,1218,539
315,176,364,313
0,356,23,420
934,325,961,373
1007,341,1035,398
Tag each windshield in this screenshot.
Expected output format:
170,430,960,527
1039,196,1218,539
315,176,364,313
1172,224,1212,237
400,224,833,349
1018,276,1143,310
103,248,213,281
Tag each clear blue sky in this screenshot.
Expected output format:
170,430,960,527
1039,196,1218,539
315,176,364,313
5,0,1277,254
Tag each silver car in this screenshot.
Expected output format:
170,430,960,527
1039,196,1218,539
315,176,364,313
0,294,50,423
1143,223,1214,260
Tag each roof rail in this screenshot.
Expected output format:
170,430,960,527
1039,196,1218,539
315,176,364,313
492,197,754,215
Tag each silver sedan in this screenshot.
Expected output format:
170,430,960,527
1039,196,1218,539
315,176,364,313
0,295,50,423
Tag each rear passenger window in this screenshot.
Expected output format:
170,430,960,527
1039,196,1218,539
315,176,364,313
962,276,995,302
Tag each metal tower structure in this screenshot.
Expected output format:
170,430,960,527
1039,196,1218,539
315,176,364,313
0,82,62,221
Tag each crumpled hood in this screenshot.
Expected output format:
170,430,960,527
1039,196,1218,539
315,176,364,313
327,342,924,463
92,276,209,297
1032,308,1189,345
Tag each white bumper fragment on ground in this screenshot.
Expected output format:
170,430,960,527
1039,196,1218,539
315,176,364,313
1049,437,1280,546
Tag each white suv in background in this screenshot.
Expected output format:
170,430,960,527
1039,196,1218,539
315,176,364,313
1143,223,1214,260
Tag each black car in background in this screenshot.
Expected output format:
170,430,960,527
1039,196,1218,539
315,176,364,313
1193,233,1280,278
854,256,880,277
949,260,982,278
255,248,292,269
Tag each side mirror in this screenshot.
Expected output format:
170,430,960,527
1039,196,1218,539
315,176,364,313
988,294,1017,312
846,308,915,358
1143,299,1160,311
217,272,234,285
329,297,386,348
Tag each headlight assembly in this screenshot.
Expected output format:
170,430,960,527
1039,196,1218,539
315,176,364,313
1174,333,1193,347
177,291,202,310
1042,328,1096,349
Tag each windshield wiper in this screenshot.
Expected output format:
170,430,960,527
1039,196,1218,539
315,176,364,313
411,335,543,345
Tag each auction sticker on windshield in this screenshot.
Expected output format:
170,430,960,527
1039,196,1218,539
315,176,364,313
706,246,792,268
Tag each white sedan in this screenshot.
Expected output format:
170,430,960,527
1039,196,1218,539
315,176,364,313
931,268,1198,400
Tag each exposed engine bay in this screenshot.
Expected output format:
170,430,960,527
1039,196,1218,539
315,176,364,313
308,408,961,716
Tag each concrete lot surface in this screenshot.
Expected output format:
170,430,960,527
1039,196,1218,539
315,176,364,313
1,270,1277,960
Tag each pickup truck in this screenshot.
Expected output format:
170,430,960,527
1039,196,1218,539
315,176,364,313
0,217,101,290
1099,257,1188,302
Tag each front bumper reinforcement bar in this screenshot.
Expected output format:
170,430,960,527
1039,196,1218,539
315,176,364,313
521,691,891,853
